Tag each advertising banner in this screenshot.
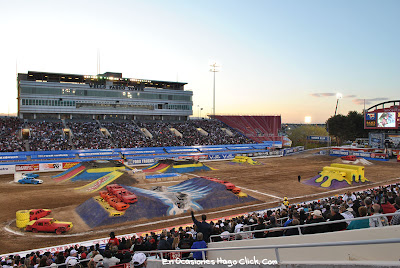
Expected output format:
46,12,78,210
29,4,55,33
164,148,200,153
207,153,236,160
353,151,371,158
370,153,387,159
15,164,40,172
330,150,350,156
307,136,331,142
31,153,75,159
62,162,79,169
122,148,165,155
127,158,156,165
39,163,63,171
0,154,27,161
0,165,15,175
197,147,227,152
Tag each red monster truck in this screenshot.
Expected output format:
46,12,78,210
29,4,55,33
25,218,73,235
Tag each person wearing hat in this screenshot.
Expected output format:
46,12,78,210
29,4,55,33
65,250,78,266
131,253,147,268
89,254,104,268
303,210,328,234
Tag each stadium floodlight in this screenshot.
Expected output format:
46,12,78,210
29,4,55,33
209,62,220,117
335,92,342,116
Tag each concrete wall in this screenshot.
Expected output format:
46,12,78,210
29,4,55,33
207,225,400,262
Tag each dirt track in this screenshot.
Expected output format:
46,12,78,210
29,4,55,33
1,151,399,254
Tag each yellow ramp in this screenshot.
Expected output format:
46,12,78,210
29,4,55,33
322,166,356,185
317,170,352,188
75,171,124,193
330,163,367,182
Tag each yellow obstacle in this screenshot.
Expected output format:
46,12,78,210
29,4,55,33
231,156,261,165
93,197,125,217
330,163,367,182
236,192,248,198
16,210,30,221
316,164,368,188
317,170,351,187
322,166,357,185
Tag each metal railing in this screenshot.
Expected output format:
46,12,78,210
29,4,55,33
138,238,400,264
210,212,399,242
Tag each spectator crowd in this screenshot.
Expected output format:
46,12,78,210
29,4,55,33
0,117,254,153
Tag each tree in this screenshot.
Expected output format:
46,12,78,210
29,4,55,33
326,111,368,145
288,125,328,148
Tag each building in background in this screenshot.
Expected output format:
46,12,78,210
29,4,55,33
17,71,192,121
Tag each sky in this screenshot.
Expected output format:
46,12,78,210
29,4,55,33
1,0,399,123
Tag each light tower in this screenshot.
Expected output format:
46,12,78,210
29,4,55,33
334,93,343,116
209,63,219,116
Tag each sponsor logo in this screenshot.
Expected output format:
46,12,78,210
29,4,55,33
62,162,79,169
0,155,20,160
41,163,62,170
15,164,39,172
331,150,349,156
354,152,371,158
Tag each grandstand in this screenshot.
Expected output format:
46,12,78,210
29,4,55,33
211,115,282,143
0,117,257,153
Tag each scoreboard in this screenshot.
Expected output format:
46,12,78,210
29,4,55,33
365,106,400,129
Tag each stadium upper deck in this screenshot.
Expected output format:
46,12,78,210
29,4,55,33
18,71,193,121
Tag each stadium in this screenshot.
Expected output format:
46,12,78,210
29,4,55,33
1,71,400,267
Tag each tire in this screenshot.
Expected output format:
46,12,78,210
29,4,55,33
16,219,30,228
16,210,30,221
56,227,65,235
32,228,38,233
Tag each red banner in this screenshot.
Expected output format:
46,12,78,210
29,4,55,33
15,164,39,172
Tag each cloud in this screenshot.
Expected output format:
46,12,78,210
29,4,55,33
344,94,357,98
310,93,336,97
352,98,389,106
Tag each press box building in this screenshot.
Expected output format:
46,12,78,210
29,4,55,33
17,71,193,121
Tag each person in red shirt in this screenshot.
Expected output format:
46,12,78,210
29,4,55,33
380,197,396,221
108,232,120,248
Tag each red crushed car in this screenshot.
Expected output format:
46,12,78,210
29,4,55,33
106,184,125,195
114,189,138,204
29,209,51,220
25,218,73,235
108,198,130,211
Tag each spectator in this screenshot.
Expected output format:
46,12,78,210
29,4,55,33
339,205,354,225
65,250,78,266
304,210,329,234
191,210,212,243
130,253,147,268
329,205,347,232
191,232,207,260
369,204,389,227
253,217,266,239
284,219,300,236
347,206,370,230
103,251,119,267
380,197,396,221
